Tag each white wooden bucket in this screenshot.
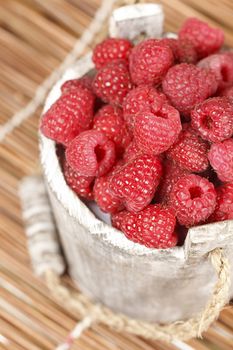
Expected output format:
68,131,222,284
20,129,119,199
39,4,233,324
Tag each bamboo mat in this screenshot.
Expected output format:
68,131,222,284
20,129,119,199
0,1,233,349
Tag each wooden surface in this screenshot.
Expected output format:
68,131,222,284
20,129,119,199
0,0,233,349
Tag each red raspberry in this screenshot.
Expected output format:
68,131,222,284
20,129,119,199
92,60,133,106
208,139,233,183
209,183,233,222
156,159,190,204
93,105,132,157
160,38,197,64
162,63,218,115
93,173,124,214
129,39,174,86
134,104,182,155
179,18,224,58
61,76,93,94
159,38,179,60
167,126,209,173
122,85,167,132
191,97,233,143
40,89,95,146
176,39,198,64
123,141,142,163
112,205,178,249
92,38,133,69
220,85,233,102
109,154,162,213
170,174,217,226
63,159,94,200
198,53,233,90
66,130,115,177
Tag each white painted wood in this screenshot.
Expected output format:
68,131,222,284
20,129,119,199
109,4,164,41
19,176,65,277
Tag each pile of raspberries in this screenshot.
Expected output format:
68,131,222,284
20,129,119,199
41,18,233,249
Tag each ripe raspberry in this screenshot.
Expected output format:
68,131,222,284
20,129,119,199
66,130,115,177
92,38,133,69
191,97,233,143
122,85,167,132
208,139,233,183
170,174,217,226
160,38,197,64
92,60,133,106
109,154,162,213
220,85,233,102
198,53,233,90
123,141,142,163
156,159,190,204
134,104,182,155
209,183,233,222
63,159,94,200
61,76,93,94
179,18,224,58
176,39,198,64
167,126,209,173
129,39,174,86
93,105,132,157
93,174,124,214
40,89,95,146
162,63,218,115
159,38,179,60
112,205,178,249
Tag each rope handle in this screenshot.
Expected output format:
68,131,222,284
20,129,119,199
44,248,230,343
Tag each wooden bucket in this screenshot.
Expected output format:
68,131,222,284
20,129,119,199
39,3,233,324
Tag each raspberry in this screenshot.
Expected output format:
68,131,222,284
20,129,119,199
123,141,142,163
93,173,124,214
209,183,233,222
122,85,167,132
134,104,182,155
162,63,218,115
66,130,115,177
198,53,233,90
63,159,94,200
129,39,174,86
167,126,209,173
109,154,162,213
220,85,233,102
208,139,233,183
61,76,93,94
176,39,198,64
156,159,190,204
92,60,133,106
40,89,95,146
159,38,180,60
112,205,178,249
92,38,133,69
179,18,224,58
191,97,233,143
170,174,217,226
93,105,132,157
160,38,197,64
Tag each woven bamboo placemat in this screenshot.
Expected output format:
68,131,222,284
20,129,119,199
0,1,233,349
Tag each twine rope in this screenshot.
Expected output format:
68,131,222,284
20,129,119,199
55,316,93,350
0,0,143,142
45,248,230,344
